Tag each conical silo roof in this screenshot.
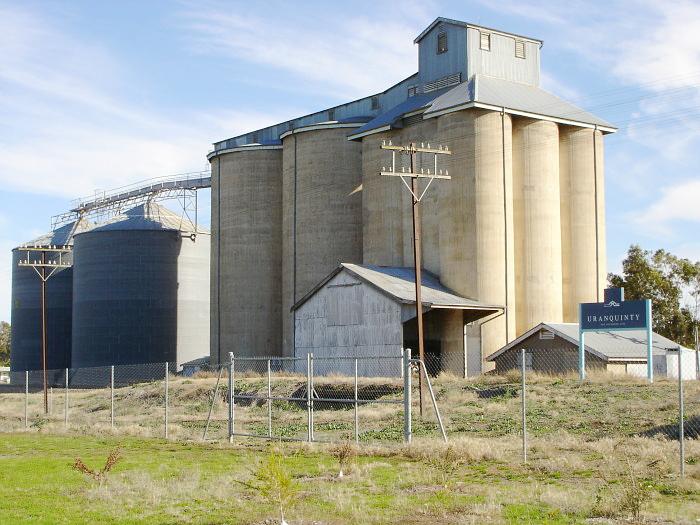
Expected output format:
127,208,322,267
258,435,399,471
89,202,205,233
15,217,94,249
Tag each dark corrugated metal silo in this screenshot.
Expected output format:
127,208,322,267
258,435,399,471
71,202,210,369
10,219,93,374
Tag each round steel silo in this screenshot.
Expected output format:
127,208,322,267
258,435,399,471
71,202,210,368
282,124,364,356
10,219,93,375
512,118,563,335
209,146,283,364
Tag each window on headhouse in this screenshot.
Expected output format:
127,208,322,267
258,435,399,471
515,40,526,59
437,32,447,54
371,96,379,110
328,108,335,121
408,86,417,97
480,31,491,51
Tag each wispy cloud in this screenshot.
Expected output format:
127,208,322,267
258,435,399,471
177,1,432,100
630,179,700,236
0,4,288,199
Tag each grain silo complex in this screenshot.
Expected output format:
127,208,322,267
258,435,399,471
208,17,615,375
71,202,210,369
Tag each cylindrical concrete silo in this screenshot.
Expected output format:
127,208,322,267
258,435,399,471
437,109,516,370
282,124,364,356
559,127,608,321
362,129,405,267
10,219,92,376
71,202,210,369
361,120,442,276
209,146,283,364
513,118,563,335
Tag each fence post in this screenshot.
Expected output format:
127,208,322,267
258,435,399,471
521,348,527,463
267,359,272,438
228,352,234,443
306,353,313,443
164,362,169,439
110,365,115,429
354,358,359,444
49,387,53,415
64,368,68,428
678,346,685,478
403,348,412,443
24,370,28,429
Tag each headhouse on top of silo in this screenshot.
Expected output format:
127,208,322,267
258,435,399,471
208,17,616,376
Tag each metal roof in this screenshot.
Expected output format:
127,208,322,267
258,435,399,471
87,202,207,234
424,75,615,130
486,322,690,362
292,263,503,313
15,218,94,249
349,91,445,138
350,75,615,140
414,17,542,45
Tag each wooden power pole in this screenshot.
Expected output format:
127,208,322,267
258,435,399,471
380,140,451,415
17,245,72,414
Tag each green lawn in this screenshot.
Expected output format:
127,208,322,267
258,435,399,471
1,433,699,524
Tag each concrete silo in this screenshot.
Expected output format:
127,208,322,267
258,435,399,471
71,202,210,368
362,119,442,276
559,127,606,321
209,146,283,364
513,118,563,335
282,124,364,356
437,109,516,367
10,219,92,374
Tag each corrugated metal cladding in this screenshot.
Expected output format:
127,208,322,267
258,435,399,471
10,219,93,374
71,203,210,371
466,27,540,87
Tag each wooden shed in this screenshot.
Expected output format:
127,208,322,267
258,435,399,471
292,264,502,377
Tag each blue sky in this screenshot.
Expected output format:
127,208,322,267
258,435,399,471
2,0,700,321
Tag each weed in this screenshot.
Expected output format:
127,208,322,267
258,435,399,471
331,442,357,478
242,451,300,525
72,447,122,486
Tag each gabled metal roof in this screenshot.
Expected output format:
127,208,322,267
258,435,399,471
414,17,542,45
292,263,503,313
350,75,616,140
424,75,615,130
486,322,689,362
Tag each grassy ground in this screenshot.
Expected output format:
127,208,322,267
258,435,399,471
1,432,699,524
1,371,699,523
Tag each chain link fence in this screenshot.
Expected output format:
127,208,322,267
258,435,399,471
2,346,698,479
0,352,447,444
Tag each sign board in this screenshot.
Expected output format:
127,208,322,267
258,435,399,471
578,287,653,382
580,299,648,331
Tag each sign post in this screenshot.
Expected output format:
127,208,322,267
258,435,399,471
579,288,652,382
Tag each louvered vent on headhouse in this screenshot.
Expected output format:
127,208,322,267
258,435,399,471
423,73,462,93
515,40,526,59
402,113,424,127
